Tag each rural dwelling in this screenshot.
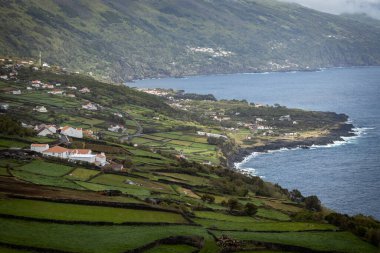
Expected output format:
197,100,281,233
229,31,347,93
108,125,125,133
35,145,107,166
0,75,8,80
60,126,83,138
37,128,55,137
48,89,64,95
82,102,97,111
0,103,9,110
12,90,21,95
34,106,47,113
279,115,292,121
83,130,98,139
42,146,70,159
30,144,49,153
67,94,76,98
67,86,77,90
35,124,57,134
79,87,90,93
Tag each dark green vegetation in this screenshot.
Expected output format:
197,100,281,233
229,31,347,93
0,67,379,252
1,0,380,81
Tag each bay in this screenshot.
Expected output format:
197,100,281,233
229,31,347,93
132,67,380,219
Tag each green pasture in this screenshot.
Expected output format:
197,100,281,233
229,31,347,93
65,168,99,181
0,218,210,253
211,230,378,253
0,198,188,224
17,160,73,177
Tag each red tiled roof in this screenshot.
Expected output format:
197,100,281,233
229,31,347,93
71,149,91,154
31,144,48,147
43,146,68,153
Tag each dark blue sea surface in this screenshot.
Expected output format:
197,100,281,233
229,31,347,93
132,67,380,219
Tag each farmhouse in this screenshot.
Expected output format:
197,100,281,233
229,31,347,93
82,102,97,111
48,89,64,95
108,125,125,133
37,128,55,137
34,106,48,113
32,144,107,166
0,75,8,80
12,90,21,95
279,115,292,121
30,144,49,153
79,87,90,93
197,131,227,139
60,126,83,138
0,103,9,110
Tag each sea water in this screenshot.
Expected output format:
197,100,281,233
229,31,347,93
133,67,380,219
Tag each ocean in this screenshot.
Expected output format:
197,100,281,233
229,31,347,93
132,67,380,219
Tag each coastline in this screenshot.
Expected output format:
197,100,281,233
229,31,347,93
227,122,356,169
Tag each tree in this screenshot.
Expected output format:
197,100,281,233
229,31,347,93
227,198,240,211
244,203,258,216
304,195,322,211
201,194,215,204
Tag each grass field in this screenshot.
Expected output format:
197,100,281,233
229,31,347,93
144,244,197,253
194,211,259,223
0,138,29,149
91,174,174,193
65,168,100,181
157,172,209,186
11,170,83,190
17,160,73,177
194,218,336,231
211,230,379,253
0,218,209,253
256,208,291,221
0,198,188,224
75,181,151,197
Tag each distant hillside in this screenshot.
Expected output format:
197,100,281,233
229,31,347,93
1,0,380,81
341,13,380,29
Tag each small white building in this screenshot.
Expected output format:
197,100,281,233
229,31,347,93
0,75,8,80
12,90,21,95
67,94,76,98
67,86,77,90
48,89,64,95
197,131,227,139
30,143,49,153
37,128,55,137
34,106,48,113
108,125,125,133
82,102,97,111
0,103,9,110
79,87,90,93
42,146,70,159
279,115,292,121
60,126,83,138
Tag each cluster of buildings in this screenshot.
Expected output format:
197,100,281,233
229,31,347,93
34,123,99,140
30,144,107,166
197,131,227,139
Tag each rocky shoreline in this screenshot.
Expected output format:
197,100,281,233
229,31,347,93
227,123,355,169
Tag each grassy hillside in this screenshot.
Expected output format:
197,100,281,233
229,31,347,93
0,65,379,252
1,0,380,81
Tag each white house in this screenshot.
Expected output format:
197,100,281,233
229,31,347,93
60,126,83,138
48,89,64,95
67,86,77,90
30,143,49,153
197,131,227,139
36,145,107,166
12,90,21,95
108,125,125,133
34,106,48,113
0,75,8,80
279,115,292,121
79,87,90,93
82,102,97,111
0,103,9,110
42,146,70,159
37,128,55,137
